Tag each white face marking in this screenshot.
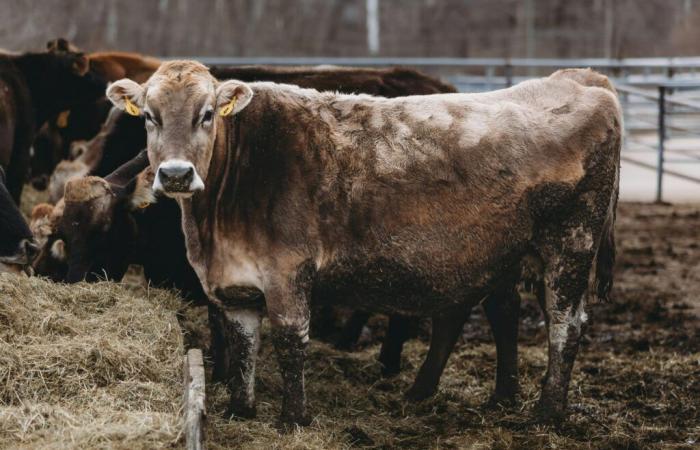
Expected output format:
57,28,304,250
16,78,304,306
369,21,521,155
152,159,205,197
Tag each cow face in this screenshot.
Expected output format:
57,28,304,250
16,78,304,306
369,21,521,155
106,61,253,197
39,172,154,283
0,167,37,275
30,202,68,281
53,177,135,282
31,51,105,119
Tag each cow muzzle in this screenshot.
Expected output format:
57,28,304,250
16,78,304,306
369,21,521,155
153,160,204,196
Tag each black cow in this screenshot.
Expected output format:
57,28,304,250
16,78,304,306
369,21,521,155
0,49,106,203
0,166,37,274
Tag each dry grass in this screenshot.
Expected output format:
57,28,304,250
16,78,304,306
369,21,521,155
0,274,185,449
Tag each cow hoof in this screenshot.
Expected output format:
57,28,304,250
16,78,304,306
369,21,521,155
484,393,518,409
404,384,437,402
534,400,566,426
225,403,257,420
276,413,312,432
380,363,401,378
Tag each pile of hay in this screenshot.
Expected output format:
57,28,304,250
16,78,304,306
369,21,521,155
0,274,185,449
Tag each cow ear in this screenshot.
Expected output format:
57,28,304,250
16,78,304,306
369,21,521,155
47,38,71,52
106,79,144,115
216,80,253,117
127,168,157,211
72,52,90,76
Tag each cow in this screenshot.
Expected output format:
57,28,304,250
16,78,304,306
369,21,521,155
28,38,161,188
106,61,621,427
0,48,105,203
36,152,523,400
41,64,457,372
0,166,37,275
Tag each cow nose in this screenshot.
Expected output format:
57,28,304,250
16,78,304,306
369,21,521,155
160,164,193,181
157,165,194,192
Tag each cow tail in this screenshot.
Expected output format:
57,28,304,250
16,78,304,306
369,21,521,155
594,207,615,302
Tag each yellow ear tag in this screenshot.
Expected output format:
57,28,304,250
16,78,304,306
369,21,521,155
124,97,140,116
219,98,237,117
56,110,70,128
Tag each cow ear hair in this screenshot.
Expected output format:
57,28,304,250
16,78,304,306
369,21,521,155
106,79,144,115
216,80,253,117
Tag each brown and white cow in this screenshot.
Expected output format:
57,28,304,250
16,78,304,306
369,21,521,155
107,62,621,427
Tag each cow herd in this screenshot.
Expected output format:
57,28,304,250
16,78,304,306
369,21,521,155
0,39,622,430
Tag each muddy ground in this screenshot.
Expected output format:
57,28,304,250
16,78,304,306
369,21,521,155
174,202,698,449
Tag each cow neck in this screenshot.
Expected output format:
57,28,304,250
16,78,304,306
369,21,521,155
178,115,237,290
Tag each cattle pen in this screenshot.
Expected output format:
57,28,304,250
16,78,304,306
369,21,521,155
0,29,700,450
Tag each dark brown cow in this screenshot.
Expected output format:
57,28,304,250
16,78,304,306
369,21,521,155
0,166,37,274
0,48,105,203
107,62,621,428
29,39,161,188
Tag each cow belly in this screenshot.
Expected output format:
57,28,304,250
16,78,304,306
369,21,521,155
313,257,499,316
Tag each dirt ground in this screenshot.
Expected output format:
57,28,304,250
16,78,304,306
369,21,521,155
178,202,699,449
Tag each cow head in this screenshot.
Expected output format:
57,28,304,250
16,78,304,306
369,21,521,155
0,167,37,275
106,60,253,197
35,152,154,283
15,48,106,126
30,201,68,281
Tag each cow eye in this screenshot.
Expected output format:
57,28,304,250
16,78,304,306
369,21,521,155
144,111,157,126
202,110,213,124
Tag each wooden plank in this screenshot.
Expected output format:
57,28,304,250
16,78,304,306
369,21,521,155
183,348,206,450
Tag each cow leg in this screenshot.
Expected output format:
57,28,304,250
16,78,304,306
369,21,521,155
335,310,370,350
405,306,471,401
483,284,521,406
535,239,595,424
208,304,230,382
221,307,262,420
379,314,419,377
266,265,314,428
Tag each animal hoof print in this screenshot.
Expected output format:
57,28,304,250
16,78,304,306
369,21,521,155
225,403,257,421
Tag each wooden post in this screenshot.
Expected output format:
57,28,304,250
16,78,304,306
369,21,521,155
183,349,206,450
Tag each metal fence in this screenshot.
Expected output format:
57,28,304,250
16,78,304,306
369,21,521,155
186,56,700,202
